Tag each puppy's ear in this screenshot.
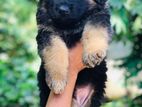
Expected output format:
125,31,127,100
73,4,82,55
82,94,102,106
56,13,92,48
95,0,107,4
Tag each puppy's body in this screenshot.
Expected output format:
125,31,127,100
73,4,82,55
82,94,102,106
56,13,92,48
36,0,112,107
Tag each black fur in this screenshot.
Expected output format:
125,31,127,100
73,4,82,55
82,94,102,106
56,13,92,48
36,0,112,107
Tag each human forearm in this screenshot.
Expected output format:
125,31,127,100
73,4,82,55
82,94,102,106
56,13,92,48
46,71,77,107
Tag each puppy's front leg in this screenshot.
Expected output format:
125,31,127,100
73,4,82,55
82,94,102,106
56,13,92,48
82,22,109,68
43,36,68,94
42,36,69,94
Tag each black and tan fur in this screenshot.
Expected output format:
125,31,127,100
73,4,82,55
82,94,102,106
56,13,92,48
36,0,112,107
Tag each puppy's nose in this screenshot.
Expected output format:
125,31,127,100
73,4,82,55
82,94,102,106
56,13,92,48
58,5,70,15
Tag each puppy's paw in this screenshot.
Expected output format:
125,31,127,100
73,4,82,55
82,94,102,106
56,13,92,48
48,80,67,94
83,50,106,68
46,73,67,94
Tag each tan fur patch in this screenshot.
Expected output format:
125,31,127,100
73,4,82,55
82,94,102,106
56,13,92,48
82,23,109,54
42,36,68,81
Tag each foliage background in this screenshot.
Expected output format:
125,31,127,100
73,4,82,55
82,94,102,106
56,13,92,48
0,0,142,107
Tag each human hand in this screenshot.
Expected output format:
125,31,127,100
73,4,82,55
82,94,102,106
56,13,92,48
69,42,86,76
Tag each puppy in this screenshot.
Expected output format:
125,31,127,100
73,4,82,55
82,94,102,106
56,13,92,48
36,0,112,107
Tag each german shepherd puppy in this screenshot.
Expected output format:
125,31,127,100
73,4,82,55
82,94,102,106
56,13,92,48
36,0,112,107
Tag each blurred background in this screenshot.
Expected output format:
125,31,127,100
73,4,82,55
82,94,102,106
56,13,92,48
0,0,142,107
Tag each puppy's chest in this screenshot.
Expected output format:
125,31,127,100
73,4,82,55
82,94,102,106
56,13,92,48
62,32,82,48
59,28,84,48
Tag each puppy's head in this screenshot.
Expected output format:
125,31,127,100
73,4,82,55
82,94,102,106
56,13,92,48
40,0,107,25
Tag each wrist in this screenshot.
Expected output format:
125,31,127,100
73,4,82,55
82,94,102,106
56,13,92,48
69,68,79,78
